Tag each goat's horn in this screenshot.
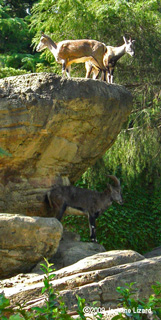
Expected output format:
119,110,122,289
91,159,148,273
107,175,120,187
41,31,44,35
123,35,127,42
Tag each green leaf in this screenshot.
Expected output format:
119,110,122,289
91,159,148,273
0,294,10,309
111,315,124,320
8,315,22,320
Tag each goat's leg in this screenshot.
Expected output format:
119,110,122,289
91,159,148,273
66,64,71,78
92,67,100,80
85,61,100,79
101,70,106,81
110,68,114,84
57,203,67,221
106,67,111,83
85,61,93,78
88,214,97,242
62,61,67,78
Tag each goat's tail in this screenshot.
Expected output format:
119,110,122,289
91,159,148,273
47,191,53,208
103,53,113,68
103,43,107,54
46,190,61,210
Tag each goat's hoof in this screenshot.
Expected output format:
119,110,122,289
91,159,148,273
91,238,98,243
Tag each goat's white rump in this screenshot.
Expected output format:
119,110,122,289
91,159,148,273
36,32,107,78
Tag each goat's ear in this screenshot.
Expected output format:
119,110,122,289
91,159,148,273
106,183,113,192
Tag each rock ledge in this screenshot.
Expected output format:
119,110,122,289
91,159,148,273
0,73,132,216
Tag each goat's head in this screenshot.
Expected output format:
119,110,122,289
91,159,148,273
107,175,123,205
123,36,135,57
36,32,49,52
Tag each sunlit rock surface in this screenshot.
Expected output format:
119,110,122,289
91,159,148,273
0,73,132,216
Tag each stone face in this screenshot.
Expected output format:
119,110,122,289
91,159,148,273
2,250,161,316
50,230,106,270
0,73,132,216
0,213,63,278
144,246,161,258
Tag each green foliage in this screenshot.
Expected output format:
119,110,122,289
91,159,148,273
0,52,46,73
76,295,86,320
0,15,32,53
103,84,161,187
0,0,35,78
0,0,36,18
111,282,161,320
0,67,27,78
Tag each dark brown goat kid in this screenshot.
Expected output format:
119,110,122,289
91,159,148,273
47,175,123,242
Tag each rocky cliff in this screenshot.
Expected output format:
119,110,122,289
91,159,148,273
0,73,132,216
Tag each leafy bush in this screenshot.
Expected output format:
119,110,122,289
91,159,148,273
0,67,27,79
112,282,161,320
0,16,31,54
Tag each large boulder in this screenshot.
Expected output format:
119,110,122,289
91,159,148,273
0,213,63,278
31,230,106,274
50,230,106,270
0,73,132,216
1,249,156,309
1,250,161,318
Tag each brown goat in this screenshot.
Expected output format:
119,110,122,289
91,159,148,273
36,32,107,78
